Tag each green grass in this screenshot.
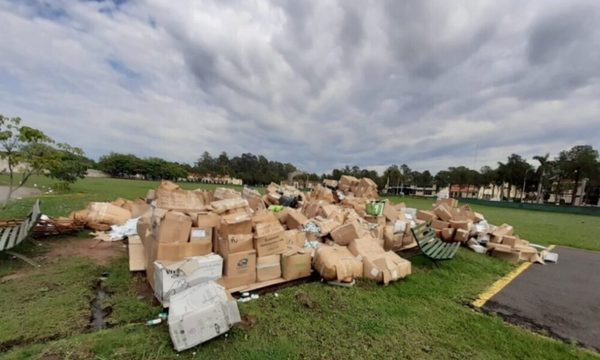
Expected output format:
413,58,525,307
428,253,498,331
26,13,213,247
0,178,599,359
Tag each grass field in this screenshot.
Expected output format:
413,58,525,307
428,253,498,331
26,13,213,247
0,176,599,359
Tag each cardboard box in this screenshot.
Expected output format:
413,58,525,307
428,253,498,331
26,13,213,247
383,225,404,251
364,215,385,240
435,198,458,208
339,175,359,191
218,234,253,256
128,235,146,271
283,229,306,248
254,222,286,257
502,235,518,247
491,248,521,263
449,220,472,231
330,222,361,246
313,245,363,282
86,202,132,225
382,202,399,222
154,254,223,307
252,209,279,227
189,228,212,255
348,236,385,258
416,210,436,222
487,243,513,252
219,213,252,240
223,250,256,282
431,219,450,229
363,252,411,284
441,228,455,242
155,211,193,244
286,209,309,230
433,205,453,222
168,281,240,352
281,247,312,280
155,188,207,212
210,198,249,214
256,255,281,282
197,212,220,228
455,228,469,242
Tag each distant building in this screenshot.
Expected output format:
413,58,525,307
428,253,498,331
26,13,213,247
186,173,243,185
383,185,437,197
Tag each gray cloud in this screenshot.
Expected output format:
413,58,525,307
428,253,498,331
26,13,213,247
0,0,599,174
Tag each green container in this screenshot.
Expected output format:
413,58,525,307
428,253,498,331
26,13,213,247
366,201,385,216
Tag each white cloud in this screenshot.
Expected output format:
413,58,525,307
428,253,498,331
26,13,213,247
0,0,599,174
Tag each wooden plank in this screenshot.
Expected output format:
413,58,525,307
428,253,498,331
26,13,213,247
425,241,446,257
430,243,450,258
439,242,459,259
225,277,290,294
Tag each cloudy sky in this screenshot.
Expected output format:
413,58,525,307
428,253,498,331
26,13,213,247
1,0,599,174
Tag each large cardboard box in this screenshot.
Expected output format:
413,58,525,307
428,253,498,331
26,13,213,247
441,228,455,242
339,175,359,191
254,222,286,257
219,213,252,240
154,254,223,307
348,236,385,258
382,202,399,222
251,209,279,227
431,219,450,229
222,250,256,288
155,211,193,244
87,202,131,225
433,205,453,222
454,228,470,242
218,234,253,256
281,247,312,280
189,228,212,254
330,222,361,246
256,255,281,282
491,248,521,263
313,245,363,282
416,210,436,222
435,198,458,208
283,229,306,248
364,215,385,240
155,188,207,212
128,235,146,271
168,281,240,352
210,198,249,214
449,220,472,231
363,252,411,284
286,209,309,230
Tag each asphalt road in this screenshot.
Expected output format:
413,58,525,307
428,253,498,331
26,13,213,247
484,246,600,351
0,186,42,204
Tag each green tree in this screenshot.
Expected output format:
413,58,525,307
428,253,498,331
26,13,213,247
533,153,550,203
0,115,86,203
45,144,88,187
555,145,600,205
98,153,143,177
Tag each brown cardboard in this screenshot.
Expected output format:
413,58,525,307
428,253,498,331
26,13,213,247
454,228,469,242
441,228,455,242
382,202,399,222
223,250,256,278
156,211,193,244
155,189,207,212
87,202,131,225
450,220,472,231
431,219,450,229
283,229,306,248
330,222,361,246
254,222,286,257
189,227,212,255
487,243,512,252
251,210,279,227
128,235,146,271
502,235,518,247
433,205,453,222
383,225,404,251
210,198,249,214
286,209,309,230
281,247,312,280
339,175,359,191
435,198,458,208
313,245,363,282
491,248,521,263
363,252,411,284
348,236,385,258
219,234,253,256
313,217,340,236
416,210,436,222
219,213,252,240
197,212,221,228
256,255,281,282
473,212,485,223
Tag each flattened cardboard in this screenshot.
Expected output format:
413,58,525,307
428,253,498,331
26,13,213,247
286,209,309,230
313,245,363,282
416,210,436,222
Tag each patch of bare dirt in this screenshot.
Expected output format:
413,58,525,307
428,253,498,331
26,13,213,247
42,236,126,265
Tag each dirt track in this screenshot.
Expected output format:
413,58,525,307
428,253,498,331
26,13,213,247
0,186,42,204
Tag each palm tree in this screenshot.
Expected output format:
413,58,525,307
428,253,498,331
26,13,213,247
533,153,550,204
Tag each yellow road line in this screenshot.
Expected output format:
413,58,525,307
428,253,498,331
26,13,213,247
472,244,555,308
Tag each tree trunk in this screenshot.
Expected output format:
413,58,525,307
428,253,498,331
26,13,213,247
536,169,544,204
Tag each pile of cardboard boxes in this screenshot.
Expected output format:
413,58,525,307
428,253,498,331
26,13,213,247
420,198,547,263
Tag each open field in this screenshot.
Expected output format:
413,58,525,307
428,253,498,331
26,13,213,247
0,177,599,359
